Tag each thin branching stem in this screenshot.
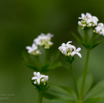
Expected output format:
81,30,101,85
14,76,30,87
70,63,79,99
79,50,90,101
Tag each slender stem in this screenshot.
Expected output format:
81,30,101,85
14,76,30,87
70,63,79,99
37,91,43,103
79,50,90,100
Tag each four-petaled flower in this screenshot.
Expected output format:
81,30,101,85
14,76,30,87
26,43,41,55
94,23,104,36
31,72,49,85
71,47,82,58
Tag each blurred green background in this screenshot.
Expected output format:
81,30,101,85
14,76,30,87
0,0,104,102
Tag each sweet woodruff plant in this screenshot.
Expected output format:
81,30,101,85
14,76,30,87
23,13,104,103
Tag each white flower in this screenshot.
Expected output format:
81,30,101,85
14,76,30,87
31,72,49,85
78,12,99,29
26,43,41,55
94,23,104,36
59,41,82,58
34,33,53,49
71,47,82,58
87,16,98,26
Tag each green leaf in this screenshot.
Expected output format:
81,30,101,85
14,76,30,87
48,62,62,70
91,37,104,49
39,46,45,64
41,62,50,73
87,28,93,42
45,99,76,103
77,72,93,97
22,52,39,68
50,51,60,64
23,62,39,71
44,85,77,101
84,80,104,100
71,32,82,44
78,26,85,39
91,42,100,49
84,98,104,103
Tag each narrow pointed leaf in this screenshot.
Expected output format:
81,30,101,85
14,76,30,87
45,99,76,103
84,98,104,103
84,80,104,100
48,62,62,70
23,62,39,71
41,62,50,73
44,85,77,101
71,32,82,44
39,46,45,64
87,28,93,42
78,26,85,39
91,37,104,49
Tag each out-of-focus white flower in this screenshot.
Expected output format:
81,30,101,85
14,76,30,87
26,43,41,55
94,23,104,36
71,47,82,58
58,41,75,56
78,12,99,29
32,72,49,85
34,33,53,49
58,41,81,58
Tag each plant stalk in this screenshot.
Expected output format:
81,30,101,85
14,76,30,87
79,50,90,100
70,63,79,99
37,91,43,103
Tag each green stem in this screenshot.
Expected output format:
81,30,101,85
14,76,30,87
70,63,79,99
37,91,43,103
79,50,90,100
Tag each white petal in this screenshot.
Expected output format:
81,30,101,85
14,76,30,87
45,76,49,81
33,72,37,76
87,19,92,23
37,79,40,85
61,43,66,46
71,51,76,56
78,21,82,26
41,75,46,78
67,41,72,44
77,53,82,58
26,46,31,50
31,77,37,80
37,72,41,78
77,47,81,52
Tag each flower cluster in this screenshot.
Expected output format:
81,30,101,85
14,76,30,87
34,33,53,49
78,13,99,29
31,72,49,85
58,41,82,58
26,33,53,55
94,23,104,36
26,43,41,55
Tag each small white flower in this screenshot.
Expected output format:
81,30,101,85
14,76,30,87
71,47,82,58
94,23,104,36
78,13,86,20
26,43,38,53
59,41,82,58
31,72,49,85
78,12,99,29
34,33,53,49
26,43,41,55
